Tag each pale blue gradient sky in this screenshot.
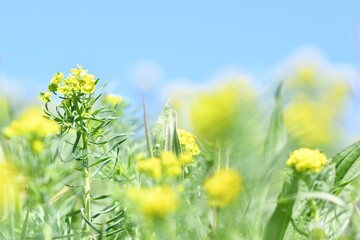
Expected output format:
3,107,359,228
0,0,360,103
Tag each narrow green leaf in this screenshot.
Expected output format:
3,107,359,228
263,82,287,162
19,204,30,240
80,208,101,233
263,173,299,240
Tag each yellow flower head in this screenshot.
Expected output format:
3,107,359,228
80,81,96,94
3,107,59,138
104,94,123,106
39,92,52,103
137,157,162,179
50,72,64,85
286,148,327,173
31,139,44,154
160,151,181,177
58,85,73,95
127,185,179,218
177,129,200,156
179,152,194,165
47,65,98,96
285,100,333,147
190,80,254,141
70,65,88,77
203,168,243,207
284,63,350,148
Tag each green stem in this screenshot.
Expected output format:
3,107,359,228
142,95,153,158
82,132,92,239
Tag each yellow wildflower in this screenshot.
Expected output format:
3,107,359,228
58,85,73,95
179,152,194,165
137,157,162,179
39,92,52,103
284,63,350,148
285,100,333,147
127,185,179,218
160,151,181,177
31,139,44,154
190,80,254,141
203,168,243,207
47,65,98,96
81,81,96,94
50,72,64,85
3,107,59,138
286,148,327,173
82,73,95,82
70,65,88,76
177,129,200,156
104,94,123,106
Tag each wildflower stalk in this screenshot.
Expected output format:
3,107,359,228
40,66,127,239
82,133,92,238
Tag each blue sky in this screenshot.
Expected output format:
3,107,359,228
0,0,359,105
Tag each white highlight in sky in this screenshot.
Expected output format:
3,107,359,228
129,60,164,91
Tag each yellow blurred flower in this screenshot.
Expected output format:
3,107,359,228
31,139,44,154
137,151,183,179
190,80,254,141
284,64,350,148
179,152,194,165
286,148,327,173
203,168,243,207
285,99,333,147
3,107,59,138
127,185,179,218
137,157,162,179
104,94,123,106
160,151,181,177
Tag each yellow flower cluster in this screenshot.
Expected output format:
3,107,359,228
285,100,332,147
137,151,182,179
284,65,350,147
3,107,59,139
203,168,243,207
286,148,327,173
177,129,200,164
127,185,179,218
137,157,162,179
104,94,123,106
40,65,97,102
0,161,21,220
39,92,52,103
190,80,254,141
